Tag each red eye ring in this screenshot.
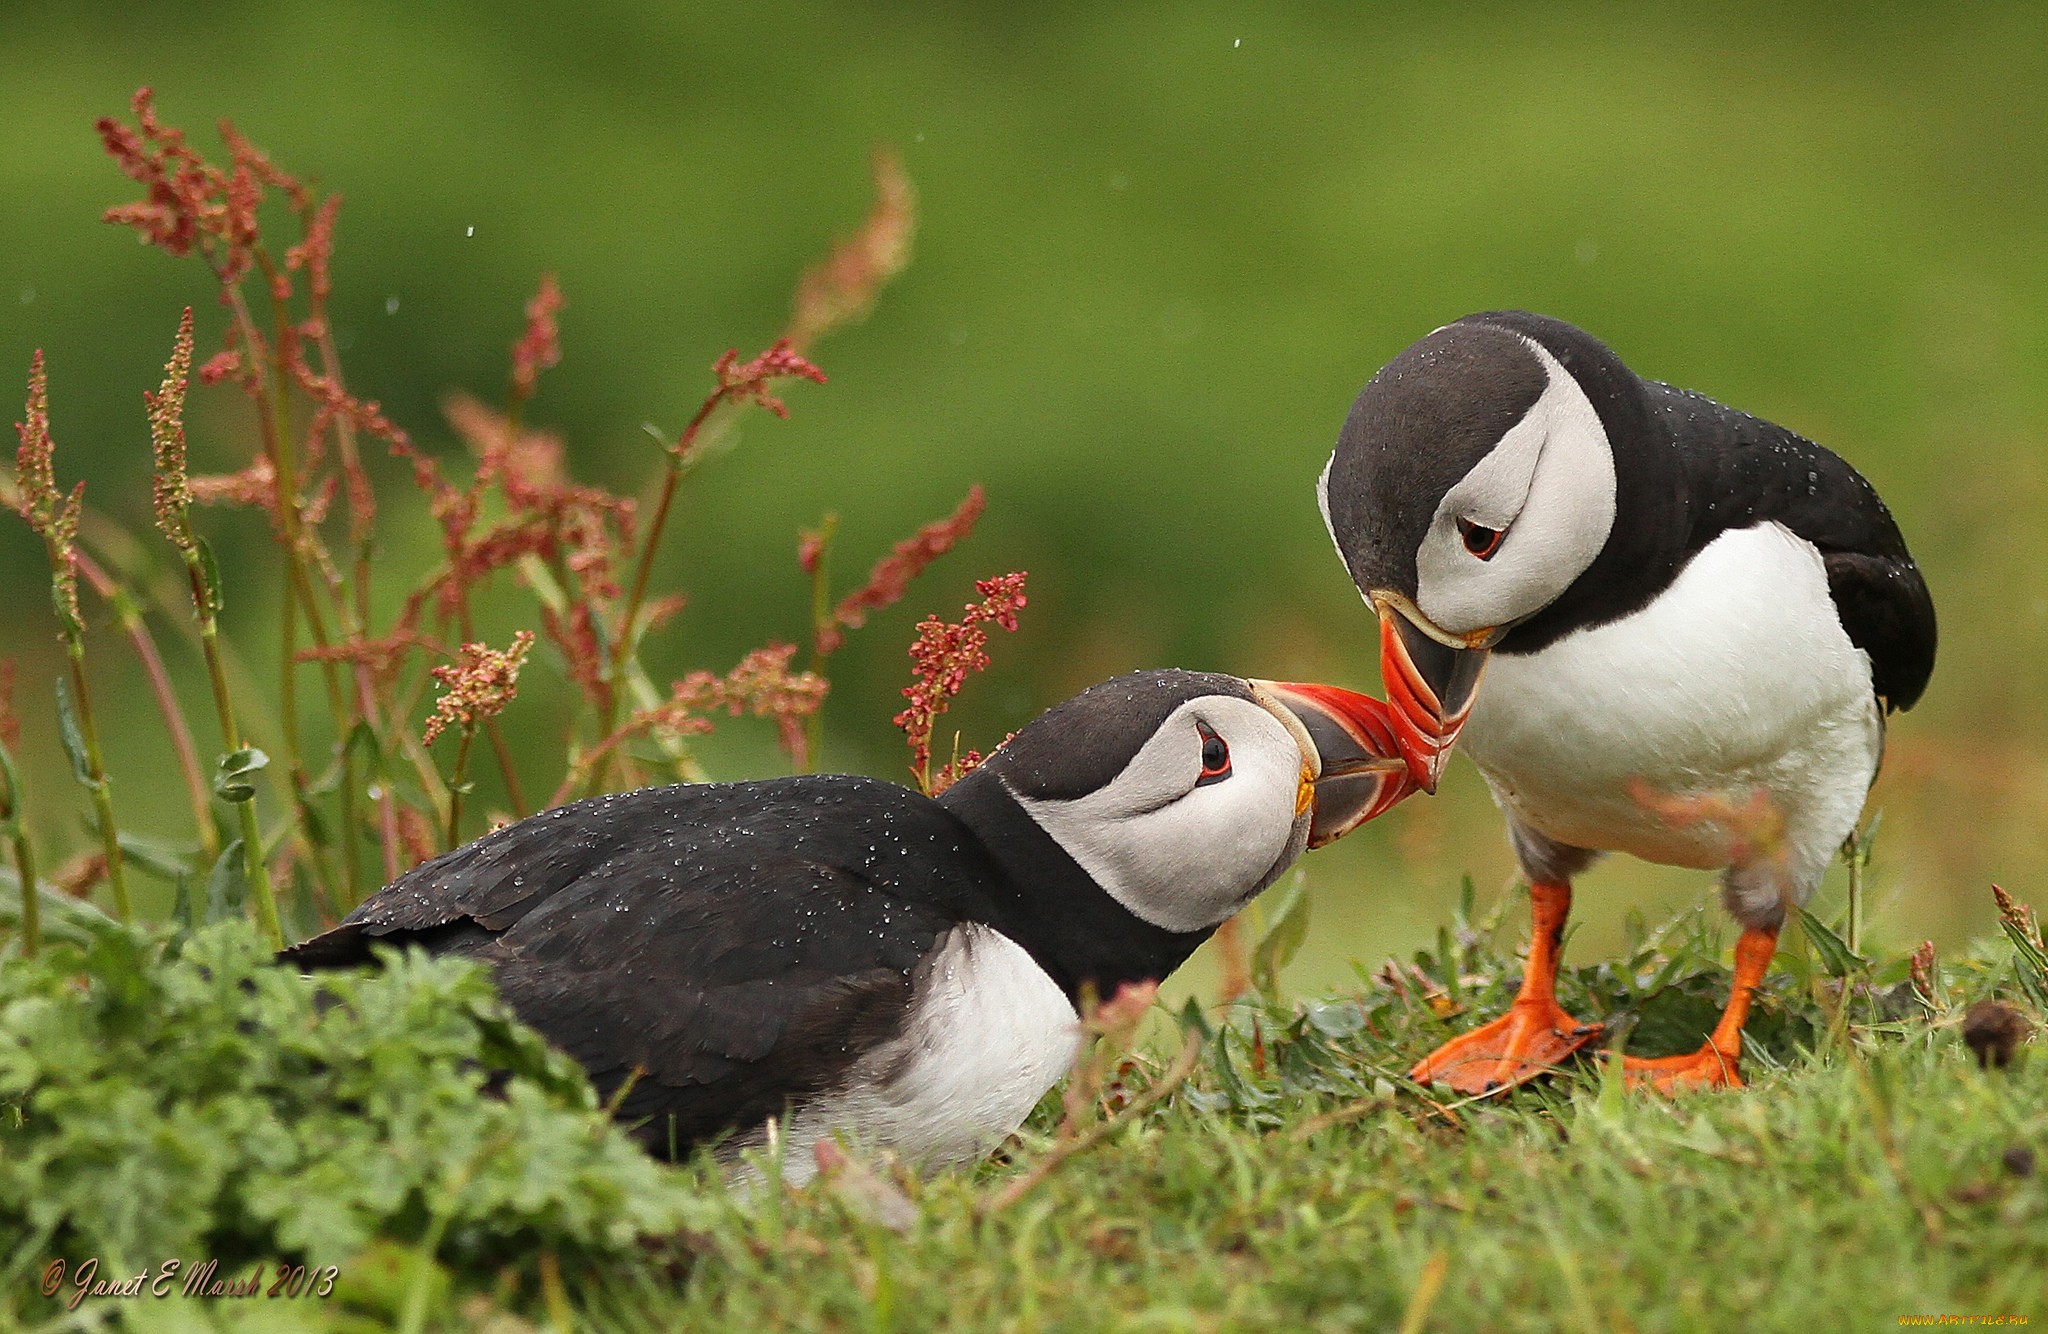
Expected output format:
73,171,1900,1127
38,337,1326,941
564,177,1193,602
1457,517,1506,560
1195,721,1231,785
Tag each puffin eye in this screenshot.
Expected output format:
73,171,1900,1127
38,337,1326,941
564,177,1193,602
1457,517,1506,560
1195,721,1231,786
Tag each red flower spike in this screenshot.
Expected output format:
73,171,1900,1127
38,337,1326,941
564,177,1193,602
424,631,536,745
1908,940,1938,1007
510,274,565,403
296,631,441,694
189,458,278,514
49,483,85,633
894,571,1028,792
797,525,830,579
820,485,986,654
286,195,342,302
14,351,57,530
540,603,611,714
218,116,307,213
198,349,243,386
394,806,438,872
786,148,916,352
708,340,826,422
147,308,196,551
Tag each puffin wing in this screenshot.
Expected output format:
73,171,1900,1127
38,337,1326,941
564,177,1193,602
472,846,959,1152
1652,382,1937,712
283,776,989,1151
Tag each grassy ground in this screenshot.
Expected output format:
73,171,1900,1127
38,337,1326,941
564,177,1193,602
605,891,2048,1334
4,877,2031,1334
17,881,2039,1333
642,1033,2042,1333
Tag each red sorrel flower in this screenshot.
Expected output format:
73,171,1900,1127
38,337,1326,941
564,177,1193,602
509,274,565,405
817,485,986,654
895,572,1028,792
425,631,536,745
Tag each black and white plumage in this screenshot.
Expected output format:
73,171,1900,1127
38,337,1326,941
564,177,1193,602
1319,311,1935,1092
283,669,1412,1175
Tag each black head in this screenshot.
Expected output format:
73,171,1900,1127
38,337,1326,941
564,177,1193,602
1318,312,1653,789
946,668,1412,934
1319,313,1643,637
975,669,1256,801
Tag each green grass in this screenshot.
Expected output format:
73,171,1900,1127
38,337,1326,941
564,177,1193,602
612,893,2048,1334
643,1036,2043,1333
7,882,2042,1332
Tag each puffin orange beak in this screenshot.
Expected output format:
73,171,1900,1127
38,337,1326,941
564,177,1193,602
1254,681,1420,847
1374,598,1492,794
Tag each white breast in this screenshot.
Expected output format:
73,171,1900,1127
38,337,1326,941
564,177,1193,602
759,924,1080,1185
1463,522,1883,903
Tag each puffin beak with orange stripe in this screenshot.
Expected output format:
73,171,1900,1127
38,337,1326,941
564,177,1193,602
1251,679,1419,846
1370,591,1498,794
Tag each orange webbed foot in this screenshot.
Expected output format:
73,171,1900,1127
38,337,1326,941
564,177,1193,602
1409,999,1604,1095
1622,1042,1744,1093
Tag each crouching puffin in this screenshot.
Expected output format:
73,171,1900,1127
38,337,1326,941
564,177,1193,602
1319,311,1935,1094
283,669,1414,1178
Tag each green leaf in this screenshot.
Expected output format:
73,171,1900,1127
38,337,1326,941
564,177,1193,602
205,839,248,924
1207,1029,1274,1111
214,747,270,803
2000,917,2048,1009
1626,975,1725,1057
1251,871,1310,999
117,833,200,883
53,674,99,790
1797,906,1867,979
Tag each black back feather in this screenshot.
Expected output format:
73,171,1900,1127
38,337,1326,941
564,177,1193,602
283,776,1003,1155
1465,312,1935,711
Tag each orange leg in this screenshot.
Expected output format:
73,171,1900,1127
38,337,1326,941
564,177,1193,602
1623,924,1780,1093
1409,880,1603,1094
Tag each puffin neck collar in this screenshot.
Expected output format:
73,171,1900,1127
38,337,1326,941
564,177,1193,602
936,768,1211,1006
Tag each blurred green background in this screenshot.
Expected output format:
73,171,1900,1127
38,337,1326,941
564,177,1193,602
3,2,2044,992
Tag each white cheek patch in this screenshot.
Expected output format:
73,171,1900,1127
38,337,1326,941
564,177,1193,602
1009,697,1308,935
1416,338,1616,634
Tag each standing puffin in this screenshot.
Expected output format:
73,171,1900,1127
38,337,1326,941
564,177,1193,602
1318,310,1935,1093
284,669,1414,1178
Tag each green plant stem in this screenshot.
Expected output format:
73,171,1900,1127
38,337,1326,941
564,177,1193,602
302,310,405,884
236,793,282,945
588,396,732,796
2,739,35,956
338,745,364,909
181,554,284,950
1846,836,1865,959
585,459,686,797
7,829,35,957
445,728,475,852
618,451,695,673
801,514,838,774
75,550,218,861
61,640,130,922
